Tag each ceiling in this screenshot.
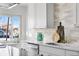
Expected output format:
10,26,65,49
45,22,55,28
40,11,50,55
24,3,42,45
0,3,28,9
19,3,28,7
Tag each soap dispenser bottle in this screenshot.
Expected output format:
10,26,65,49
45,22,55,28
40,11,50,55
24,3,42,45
57,22,65,43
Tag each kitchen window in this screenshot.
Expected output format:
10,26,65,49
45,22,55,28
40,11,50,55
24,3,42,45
0,16,20,42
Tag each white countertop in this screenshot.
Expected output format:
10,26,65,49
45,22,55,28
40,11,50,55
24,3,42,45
26,40,79,52
1,39,79,52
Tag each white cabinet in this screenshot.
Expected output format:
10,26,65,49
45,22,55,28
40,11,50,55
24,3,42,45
27,3,54,28
26,43,38,56
76,3,79,26
34,3,54,28
34,3,46,28
39,45,79,56
28,3,78,28
39,51,57,56
66,50,79,56
46,3,54,28
39,45,65,56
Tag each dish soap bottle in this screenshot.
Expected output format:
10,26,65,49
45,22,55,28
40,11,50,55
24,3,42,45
37,32,44,42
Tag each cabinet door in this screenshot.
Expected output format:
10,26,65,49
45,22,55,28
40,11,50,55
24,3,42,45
46,3,54,28
34,3,46,28
39,45,65,56
66,50,79,56
39,51,57,56
39,51,49,56
76,3,79,26
34,3,54,28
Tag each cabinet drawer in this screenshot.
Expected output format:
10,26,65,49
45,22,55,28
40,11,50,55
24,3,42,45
39,51,59,56
39,46,65,56
66,50,79,56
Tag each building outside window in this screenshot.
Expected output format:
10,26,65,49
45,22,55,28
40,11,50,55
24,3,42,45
0,16,20,42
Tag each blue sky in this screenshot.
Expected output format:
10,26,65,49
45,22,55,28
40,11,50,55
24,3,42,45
0,16,20,28
12,16,20,28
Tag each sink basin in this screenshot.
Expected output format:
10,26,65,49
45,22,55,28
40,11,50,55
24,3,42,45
46,43,59,45
46,42,69,47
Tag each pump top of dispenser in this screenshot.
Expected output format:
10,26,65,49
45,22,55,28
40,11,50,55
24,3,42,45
57,22,65,43
59,22,62,26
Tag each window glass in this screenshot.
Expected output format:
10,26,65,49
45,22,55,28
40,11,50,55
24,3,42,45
0,16,9,39
12,16,20,39
0,16,20,42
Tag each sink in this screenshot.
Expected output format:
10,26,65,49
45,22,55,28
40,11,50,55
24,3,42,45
46,43,59,45
46,42,69,47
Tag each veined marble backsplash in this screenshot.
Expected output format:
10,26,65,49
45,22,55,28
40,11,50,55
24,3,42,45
27,28,55,43
26,28,79,44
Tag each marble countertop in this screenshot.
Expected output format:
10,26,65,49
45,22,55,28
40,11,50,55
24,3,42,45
1,39,79,52
26,40,79,52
